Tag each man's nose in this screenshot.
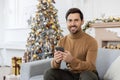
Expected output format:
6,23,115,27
70,21,76,25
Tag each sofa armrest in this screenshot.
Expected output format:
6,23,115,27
20,58,52,80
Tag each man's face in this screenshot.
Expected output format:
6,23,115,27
66,13,84,34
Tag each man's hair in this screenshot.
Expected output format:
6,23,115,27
65,8,84,21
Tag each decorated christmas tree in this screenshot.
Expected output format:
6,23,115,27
24,0,63,62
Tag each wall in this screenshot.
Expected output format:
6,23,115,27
0,0,120,66
0,0,72,66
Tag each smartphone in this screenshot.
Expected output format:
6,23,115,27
55,47,64,52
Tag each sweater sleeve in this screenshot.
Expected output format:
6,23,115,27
68,39,98,72
51,59,61,69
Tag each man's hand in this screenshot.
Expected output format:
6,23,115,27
62,51,73,63
54,51,63,64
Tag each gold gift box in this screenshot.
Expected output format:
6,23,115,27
12,57,22,76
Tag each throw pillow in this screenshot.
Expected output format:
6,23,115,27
104,56,120,80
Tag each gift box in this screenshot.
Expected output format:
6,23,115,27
4,74,20,80
11,57,22,76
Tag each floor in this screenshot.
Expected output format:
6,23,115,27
0,66,11,80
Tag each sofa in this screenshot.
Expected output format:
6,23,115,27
20,48,120,80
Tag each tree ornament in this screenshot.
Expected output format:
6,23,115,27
52,25,57,30
47,0,52,3
33,54,37,60
43,0,47,3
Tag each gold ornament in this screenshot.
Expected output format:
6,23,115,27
50,20,54,24
33,54,37,58
109,16,114,20
47,0,52,3
114,17,120,21
52,25,57,30
36,12,39,17
31,28,35,33
35,31,40,36
43,0,47,3
37,3,41,9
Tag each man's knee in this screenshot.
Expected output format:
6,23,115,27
44,68,56,76
44,68,58,80
80,71,98,80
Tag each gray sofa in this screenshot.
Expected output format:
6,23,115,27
20,48,120,80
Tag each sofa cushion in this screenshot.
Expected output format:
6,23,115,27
30,75,43,80
104,56,120,80
96,48,120,79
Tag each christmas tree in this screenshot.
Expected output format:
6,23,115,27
24,0,63,62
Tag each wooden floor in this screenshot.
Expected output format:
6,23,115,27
0,66,11,80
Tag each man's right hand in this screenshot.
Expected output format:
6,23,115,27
54,51,63,64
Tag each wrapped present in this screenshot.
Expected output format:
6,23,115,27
12,57,22,76
4,74,20,80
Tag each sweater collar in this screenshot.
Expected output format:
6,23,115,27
68,30,83,39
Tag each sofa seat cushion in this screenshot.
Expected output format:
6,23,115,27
30,75,43,80
104,56,120,80
96,48,120,79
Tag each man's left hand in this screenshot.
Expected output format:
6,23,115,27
62,51,73,63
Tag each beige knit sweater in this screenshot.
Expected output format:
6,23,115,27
51,30,98,73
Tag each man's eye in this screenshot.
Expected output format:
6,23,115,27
67,20,72,22
74,19,79,22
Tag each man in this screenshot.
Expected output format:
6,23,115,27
44,8,99,80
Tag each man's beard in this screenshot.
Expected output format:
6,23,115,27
69,25,79,34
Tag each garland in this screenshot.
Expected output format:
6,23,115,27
82,16,120,31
